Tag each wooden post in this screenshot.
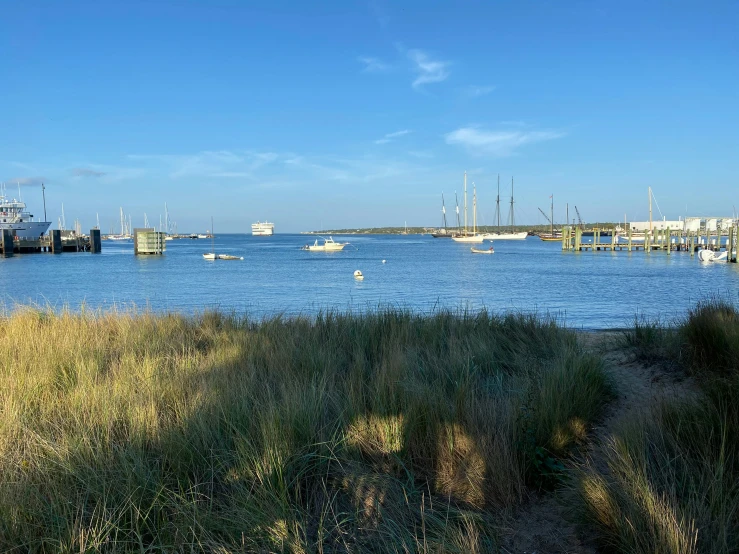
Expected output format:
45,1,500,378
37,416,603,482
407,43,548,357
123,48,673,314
575,226,582,250
727,225,733,263
90,229,102,253
611,227,617,250
561,225,568,251
690,233,694,256
51,229,62,253
628,227,632,251
666,227,671,255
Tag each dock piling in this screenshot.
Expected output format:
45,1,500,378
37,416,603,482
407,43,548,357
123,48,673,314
51,230,63,253
90,229,102,253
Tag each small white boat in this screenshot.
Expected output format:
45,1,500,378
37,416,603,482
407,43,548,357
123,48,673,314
203,253,216,260
302,236,348,252
218,254,243,260
354,270,364,280
698,250,727,262
471,246,494,254
197,233,209,239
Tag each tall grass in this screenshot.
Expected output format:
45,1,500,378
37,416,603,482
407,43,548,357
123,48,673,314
576,300,739,553
0,307,611,552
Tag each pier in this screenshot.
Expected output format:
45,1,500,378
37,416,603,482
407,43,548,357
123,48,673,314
0,229,99,255
560,223,739,262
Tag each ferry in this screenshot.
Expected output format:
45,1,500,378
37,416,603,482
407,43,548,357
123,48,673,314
252,221,274,236
0,192,51,239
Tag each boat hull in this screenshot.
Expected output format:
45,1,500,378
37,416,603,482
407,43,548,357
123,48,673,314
487,232,527,240
452,234,487,243
470,247,494,254
0,221,51,239
307,245,346,252
252,222,275,236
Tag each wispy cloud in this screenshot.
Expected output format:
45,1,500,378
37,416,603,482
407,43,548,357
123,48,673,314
72,167,106,178
374,129,412,145
408,49,450,89
358,56,390,73
463,85,496,98
445,127,565,156
3,176,46,187
129,150,279,179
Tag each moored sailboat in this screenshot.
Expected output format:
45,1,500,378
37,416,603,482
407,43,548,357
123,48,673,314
488,176,528,240
539,194,562,241
452,172,490,243
431,193,453,237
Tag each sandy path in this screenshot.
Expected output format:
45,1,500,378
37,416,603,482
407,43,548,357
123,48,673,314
500,331,696,553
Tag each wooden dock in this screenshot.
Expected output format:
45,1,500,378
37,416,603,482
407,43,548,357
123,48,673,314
0,229,100,255
560,224,739,262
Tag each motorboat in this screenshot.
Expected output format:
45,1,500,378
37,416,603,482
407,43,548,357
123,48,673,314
470,246,494,254
302,236,348,252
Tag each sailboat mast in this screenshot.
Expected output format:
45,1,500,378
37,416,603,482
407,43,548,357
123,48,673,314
463,171,468,235
649,187,653,234
455,192,461,231
472,183,477,235
496,174,501,231
550,195,554,235
510,177,515,232
211,216,215,253
441,193,447,230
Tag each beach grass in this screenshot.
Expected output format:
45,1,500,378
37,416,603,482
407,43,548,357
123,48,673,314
0,307,611,552
576,300,739,553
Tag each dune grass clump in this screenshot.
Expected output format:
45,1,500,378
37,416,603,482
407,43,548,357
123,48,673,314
576,301,739,553
0,307,611,552
621,315,674,365
680,299,739,376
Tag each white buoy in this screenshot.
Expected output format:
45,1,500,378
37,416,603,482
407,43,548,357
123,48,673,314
354,270,364,280
381,259,386,264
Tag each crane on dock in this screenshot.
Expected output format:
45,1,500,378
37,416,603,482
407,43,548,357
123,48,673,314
575,206,584,228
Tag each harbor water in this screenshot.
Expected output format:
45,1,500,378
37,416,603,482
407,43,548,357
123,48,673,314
1,234,738,329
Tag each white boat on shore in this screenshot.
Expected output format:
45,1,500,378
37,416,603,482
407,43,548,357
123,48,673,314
302,236,348,252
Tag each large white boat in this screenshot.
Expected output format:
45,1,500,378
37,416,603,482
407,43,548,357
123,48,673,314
0,190,51,239
302,236,348,252
252,221,274,236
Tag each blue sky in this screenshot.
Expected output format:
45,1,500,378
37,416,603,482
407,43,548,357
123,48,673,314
1,0,737,233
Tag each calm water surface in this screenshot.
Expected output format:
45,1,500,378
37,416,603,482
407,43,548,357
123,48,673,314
1,234,738,329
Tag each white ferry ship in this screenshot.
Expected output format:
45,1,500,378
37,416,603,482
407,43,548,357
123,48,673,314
251,221,274,236
0,192,51,239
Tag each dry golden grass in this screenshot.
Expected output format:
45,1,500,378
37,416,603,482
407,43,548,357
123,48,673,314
0,307,610,552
